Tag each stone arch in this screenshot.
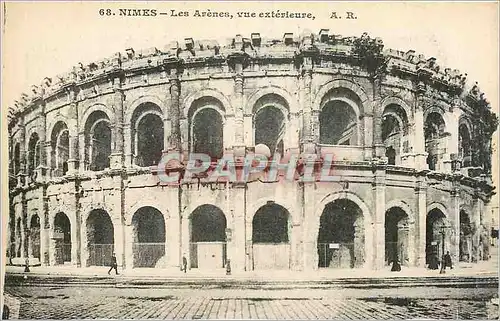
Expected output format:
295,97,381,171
53,212,72,264
84,109,112,171
317,84,364,146
313,191,373,269
125,95,166,125
125,198,170,226
182,88,232,119
251,201,293,270
185,202,232,225
313,79,369,112
130,102,164,167
47,115,77,140
381,96,413,122
188,204,228,269
249,198,298,225
245,86,298,115
50,120,70,175
426,203,451,266
424,106,449,131
80,103,114,129
385,199,415,223
81,203,118,226
188,98,226,159
384,206,411,266
427,202,449,220
131,206,166,268
85,208,115,266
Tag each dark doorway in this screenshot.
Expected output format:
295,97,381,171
132,207,166,268
190,205,227,269
54,212,71,265
317,199,364,268
86,209,114,266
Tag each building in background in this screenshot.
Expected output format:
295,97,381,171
6,30,498,272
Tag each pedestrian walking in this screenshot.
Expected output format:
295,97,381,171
24,257,30,273
226,259,231,275
443,251,453,270
182,255,187,273
108,253,119,275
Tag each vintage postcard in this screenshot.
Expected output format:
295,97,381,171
1,1,499,320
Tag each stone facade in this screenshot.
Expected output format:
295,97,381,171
7,30,498,272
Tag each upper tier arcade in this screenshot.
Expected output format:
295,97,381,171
7,30,498,188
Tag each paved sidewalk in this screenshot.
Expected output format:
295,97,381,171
4,261,497,281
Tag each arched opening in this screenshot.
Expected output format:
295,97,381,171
385,207,409,266
189,98,224,160
189,205,227,269
131,103,164,167
84,111,111,171
382,104,409,165
317,199,364,268
30,214,41,260
459,210,473,262
27,133,41,179
132,207,166,268
54,212,71,265
319,101,358,145
459,123,472,168
51,121,70,177
253,94,288,157
15,218,22,257
252,203,291,270
86,209,114,266
426,208,449,267
319,88,362,146
425,112,447,171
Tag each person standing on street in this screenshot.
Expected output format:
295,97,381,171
182,255,188,273
443,251,453,270
108,253,119,275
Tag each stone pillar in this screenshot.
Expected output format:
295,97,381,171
442,107,462,173
244,205,253,272
109,83,125,169
123,224,134,270
363,114,374,160
449,189,460,265
414,92,428,170
17,120,27,187
228,186,246,271
472,197,483,262
232,62,245,157
300,65,315,154
78,132,86,173
21,195,28,259
415,177,428,267
302,182,317,271
181,214,190,267
67,94,79,174
113,219,125,268
35,107,49,181
70,211,79,266
288,112,300,154
407,220,417,266
123,124,133,167
373,166,386,269
67,134,78,174
167,190,181,268
168,66,181,153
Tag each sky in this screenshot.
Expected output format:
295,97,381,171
1,2,499,211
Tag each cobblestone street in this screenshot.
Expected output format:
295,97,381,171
4,283,498,319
